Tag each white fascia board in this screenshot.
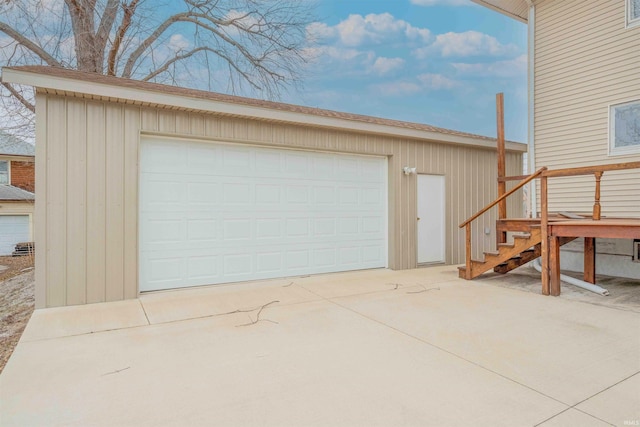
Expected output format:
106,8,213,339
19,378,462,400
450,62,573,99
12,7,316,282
471,0,528,23
2,68,527,153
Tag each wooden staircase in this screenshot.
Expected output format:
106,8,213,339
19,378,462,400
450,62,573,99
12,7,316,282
457,222,576,279
458,94,640,293
458,226,540,279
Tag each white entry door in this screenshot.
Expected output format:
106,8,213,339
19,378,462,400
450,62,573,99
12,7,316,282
139,137,388,292
417,174,445,264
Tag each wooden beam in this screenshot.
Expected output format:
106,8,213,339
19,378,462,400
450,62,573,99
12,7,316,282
584,237,596,284
496,93,507,229
460,167,547,228
498,175,531,182
549,235,561,296
541,176,549,296
549,222,640,239
465,224,472,280
543,161,640,178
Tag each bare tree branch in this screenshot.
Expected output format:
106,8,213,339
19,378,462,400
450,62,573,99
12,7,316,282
1,83,35,113
96,0,120,49
0,0,315,135
107,0,139,75
122,11,191,78
0,22,63,67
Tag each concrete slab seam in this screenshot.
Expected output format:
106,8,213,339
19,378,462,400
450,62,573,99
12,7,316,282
297,282,574,412
138,299,151,325
533,371,639,427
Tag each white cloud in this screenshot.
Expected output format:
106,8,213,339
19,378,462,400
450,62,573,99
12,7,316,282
452,54,527,77
304,46,374,63
167,34,190,53
372,73,459,96
410,0,473,5
307,13,431,47
306,22,337,41
372,57,405,75
414,31,517,58
417,73,459,89
373,81,423,96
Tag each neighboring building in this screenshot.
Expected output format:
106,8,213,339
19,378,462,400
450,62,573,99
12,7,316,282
1,66,525,308
473,0,640,279
0,131,35,255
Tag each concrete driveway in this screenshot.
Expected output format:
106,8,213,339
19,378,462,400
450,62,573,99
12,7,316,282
1,266,639,426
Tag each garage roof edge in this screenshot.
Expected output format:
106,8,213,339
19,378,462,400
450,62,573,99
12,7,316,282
2,66,527,153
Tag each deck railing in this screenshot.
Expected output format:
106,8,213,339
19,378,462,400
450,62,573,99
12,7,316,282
458,167,547,280
538,161,640,295
459,161,640,288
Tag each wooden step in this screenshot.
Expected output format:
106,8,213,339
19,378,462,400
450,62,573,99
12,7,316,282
493,236,578,275
493,245,541,274
461,217,582,280
461,227,542,279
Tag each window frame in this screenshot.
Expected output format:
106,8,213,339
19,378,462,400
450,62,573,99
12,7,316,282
627,0,640,28
609,99,640,156
0,160,9,185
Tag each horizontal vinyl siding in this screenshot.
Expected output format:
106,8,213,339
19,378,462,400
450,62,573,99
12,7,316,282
534,0,640,217
36,94,522,307
0,202,34,215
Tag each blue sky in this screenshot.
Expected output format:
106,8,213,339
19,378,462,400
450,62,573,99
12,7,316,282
284,0,528,142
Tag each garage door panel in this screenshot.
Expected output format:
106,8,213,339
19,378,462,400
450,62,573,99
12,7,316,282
141,214,386,251
0,215,30,256
140,138,387,292
141,140,188,172
141,240,387,290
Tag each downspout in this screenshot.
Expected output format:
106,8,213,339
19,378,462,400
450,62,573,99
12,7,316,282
526,1,537,218
533,258,610,296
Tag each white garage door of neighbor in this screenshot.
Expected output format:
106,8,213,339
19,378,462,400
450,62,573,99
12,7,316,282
0,215,30,256
139,137,388,292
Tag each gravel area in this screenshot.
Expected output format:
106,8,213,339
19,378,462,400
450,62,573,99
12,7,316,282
0,256,35,374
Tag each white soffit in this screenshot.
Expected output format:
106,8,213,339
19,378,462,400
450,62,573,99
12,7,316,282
471,0,530,23
2,67,527,153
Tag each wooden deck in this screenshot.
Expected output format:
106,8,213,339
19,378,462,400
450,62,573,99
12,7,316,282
547,218,640,295
459,94,639,296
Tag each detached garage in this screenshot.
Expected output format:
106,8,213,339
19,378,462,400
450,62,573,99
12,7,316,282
1,66,526,308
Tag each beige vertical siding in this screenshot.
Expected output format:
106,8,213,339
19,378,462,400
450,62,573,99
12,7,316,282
534,0,640,217
86,102,106,304
34,93,47,308
36,94,522,307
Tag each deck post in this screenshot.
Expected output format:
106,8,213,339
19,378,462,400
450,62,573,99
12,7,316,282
496,93,507,244
465,224,472,279
584,237,596,284
593,171,603,220
549,235,561,296
540,176,550,295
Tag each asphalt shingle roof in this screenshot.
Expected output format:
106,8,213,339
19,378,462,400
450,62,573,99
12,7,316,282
4,65,522,146
0,131,35,156
0,185,35,201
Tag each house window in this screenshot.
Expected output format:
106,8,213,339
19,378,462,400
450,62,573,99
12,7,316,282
628,0,640,27
0,161,8,184
610,100,640,155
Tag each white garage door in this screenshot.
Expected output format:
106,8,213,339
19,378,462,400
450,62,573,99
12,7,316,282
139,137,388,292
0,215,30,256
